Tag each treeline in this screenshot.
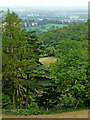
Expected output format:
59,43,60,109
2,11,89,115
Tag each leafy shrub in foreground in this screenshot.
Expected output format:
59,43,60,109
2,93,12,110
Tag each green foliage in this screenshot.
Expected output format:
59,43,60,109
49,39,88,108
5,9,21,39
2,93,12,110
38,22,88,56
59,93,76,108
17,107,40,115
28,102,38,108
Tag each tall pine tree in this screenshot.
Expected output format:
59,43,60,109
2,10,50,109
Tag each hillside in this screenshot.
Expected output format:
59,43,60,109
38,22,88,49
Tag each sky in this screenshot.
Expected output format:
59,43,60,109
0,0,89,8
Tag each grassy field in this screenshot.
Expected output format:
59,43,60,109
44,24,67,29
2,110,89,118
26,24,67,33
39,57,57,67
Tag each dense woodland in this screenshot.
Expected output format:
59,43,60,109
2,10,89,115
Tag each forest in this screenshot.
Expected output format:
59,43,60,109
2,10,89,115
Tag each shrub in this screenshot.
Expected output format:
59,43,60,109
28,102,40,115
2,93,12,110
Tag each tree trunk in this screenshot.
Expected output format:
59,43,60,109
26,85,28,109
18,85,21,109
13,88,16,108
25,74,29,109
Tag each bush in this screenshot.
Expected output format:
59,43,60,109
39,107,46,114
17,108,40,115
28,102,40,115
59,93,76,108
2,93,12,110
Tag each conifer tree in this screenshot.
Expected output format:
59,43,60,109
2,10,22,107
2,10,50,109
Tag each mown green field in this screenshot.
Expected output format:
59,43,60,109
26,24,67,33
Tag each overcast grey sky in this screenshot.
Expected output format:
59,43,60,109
0,0,89,8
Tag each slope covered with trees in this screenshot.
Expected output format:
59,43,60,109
2,10,89,115
38,22,88,56
37,21,89,109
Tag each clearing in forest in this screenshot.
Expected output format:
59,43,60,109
39,57,57,66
